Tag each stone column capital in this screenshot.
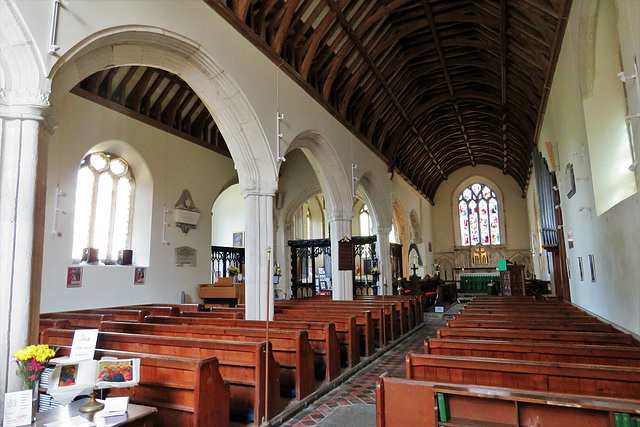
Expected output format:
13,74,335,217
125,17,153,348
326,210,354,223
240,179,278,198
0,88,57,131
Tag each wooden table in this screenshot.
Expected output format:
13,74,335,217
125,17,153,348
35,398,156,426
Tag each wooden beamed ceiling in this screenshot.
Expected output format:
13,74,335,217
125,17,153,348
205,0,572,201
72,66,230,157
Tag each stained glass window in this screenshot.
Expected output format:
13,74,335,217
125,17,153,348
458,183,501,246
72,152,135,262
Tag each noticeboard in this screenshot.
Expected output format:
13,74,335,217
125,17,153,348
338,238,355,271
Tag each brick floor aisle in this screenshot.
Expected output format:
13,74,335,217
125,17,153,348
282,317,447,427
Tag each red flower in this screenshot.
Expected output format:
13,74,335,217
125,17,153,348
27,358,43,371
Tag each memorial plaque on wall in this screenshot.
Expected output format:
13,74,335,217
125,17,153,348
338,238,355,271
175,246,197,266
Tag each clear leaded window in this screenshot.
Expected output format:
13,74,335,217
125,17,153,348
360,205,371,236
71,152,135,262
459,183,500,246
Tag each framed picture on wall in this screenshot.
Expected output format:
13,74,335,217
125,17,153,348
134,267,146,285
588,254,596,282
578,257,584,281
67,267,83,288
233,232,244,248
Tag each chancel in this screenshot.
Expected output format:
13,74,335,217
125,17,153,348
1,0,639,425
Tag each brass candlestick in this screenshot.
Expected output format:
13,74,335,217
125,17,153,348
79,389,104,413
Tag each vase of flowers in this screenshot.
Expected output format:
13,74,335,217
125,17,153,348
228,266,240,283
13,344,57,421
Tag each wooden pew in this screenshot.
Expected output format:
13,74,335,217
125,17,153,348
144,315,340,382
406,353,640,399
454,312,604,323
280,299,400,342
437,327,637,346
57,309,150,322
425,338,640,367
51,346,230,427
106,305,181,316
446,319,618,333
181,310,244,320
40,312,114,328
38,319,70,335
376,375,640,427
273,313,359,368
274,306,375,356
41,329,280,424
357,295,421,330
136,303,205,312
315,298,405,338
99,321,315,400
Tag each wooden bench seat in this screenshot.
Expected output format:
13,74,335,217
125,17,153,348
40,312,114,328
51,346,230,427
376,375,640,427
446,319,617,332
406,353,640,399
437,327,637,346
143,316,340,382
56,309,150,322
274,306,375,356
454,312,604,322
307,298,404,338
280,299,400,342
273,313,359,368
425,338,640,367
39,318,70,335
181,310,244,319
99,321,315,400
107,305,181,316
136,303,205,312
357,295,421,330
41,329,280,424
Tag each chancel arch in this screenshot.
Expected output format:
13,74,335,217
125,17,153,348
48,27,276,320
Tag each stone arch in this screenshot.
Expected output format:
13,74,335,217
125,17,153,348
409,209,422,243
286,130,352,221
0,0,46,96
392,200,410,278
357,171,392,232
48,26,277,195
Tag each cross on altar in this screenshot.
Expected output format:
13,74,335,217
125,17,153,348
411,264,419,275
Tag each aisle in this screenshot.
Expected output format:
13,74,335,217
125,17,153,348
281,316,446,427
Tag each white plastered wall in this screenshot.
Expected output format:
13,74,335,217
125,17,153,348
530,0,640,334
41,94,237,312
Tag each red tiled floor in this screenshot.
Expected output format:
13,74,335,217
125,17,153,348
281,316,446,426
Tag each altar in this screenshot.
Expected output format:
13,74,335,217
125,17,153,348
455,267,501,292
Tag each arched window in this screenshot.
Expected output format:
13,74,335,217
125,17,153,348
72,152,135,262
458,183,500,246
389,218,399,244
359,204,371,236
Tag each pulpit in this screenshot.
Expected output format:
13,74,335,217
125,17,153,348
198,278,245,307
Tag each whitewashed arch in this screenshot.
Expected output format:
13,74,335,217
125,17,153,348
357,171,392,232
48,26,277,195
286,130,352,221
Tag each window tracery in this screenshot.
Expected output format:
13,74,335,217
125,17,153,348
459,183,500,246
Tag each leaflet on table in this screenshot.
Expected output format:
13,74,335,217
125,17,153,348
100,396,130,417
47,357,140,406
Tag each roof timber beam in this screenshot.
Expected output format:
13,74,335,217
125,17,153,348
501,0,509,173
322,0,446,179
421,0,476,166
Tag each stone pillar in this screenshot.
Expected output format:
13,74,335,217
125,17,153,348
373,225,392,295
0,90,51,396
242,189,276,320
328,211,354,300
